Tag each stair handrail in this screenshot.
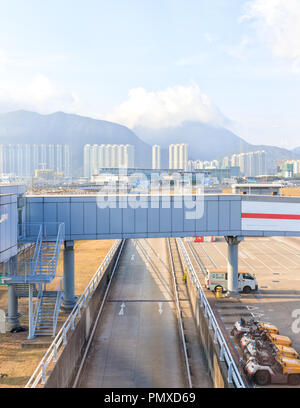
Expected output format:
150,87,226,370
35,223,65,280
33,284,44,335
49,223,65,279
32,225,43,275
52,279,63,337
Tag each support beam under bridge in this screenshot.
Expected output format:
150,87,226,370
62,241,77,311
224,236,243,298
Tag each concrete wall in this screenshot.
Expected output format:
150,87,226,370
44,240,123,388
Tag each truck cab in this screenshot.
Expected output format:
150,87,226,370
205,269,258,293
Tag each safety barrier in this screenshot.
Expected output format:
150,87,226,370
2,223,65,283
52,279,64,337
177,238,246,388
25,239,122,388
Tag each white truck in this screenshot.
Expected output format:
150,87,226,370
205,269,258,294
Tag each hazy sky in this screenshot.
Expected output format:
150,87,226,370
0,0,299,148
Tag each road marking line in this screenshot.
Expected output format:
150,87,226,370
119,302,126,316
158,302,163,315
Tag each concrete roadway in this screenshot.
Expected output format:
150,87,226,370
76,239,189,388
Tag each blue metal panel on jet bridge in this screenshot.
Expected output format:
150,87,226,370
24,194,300,239
25,195,242,240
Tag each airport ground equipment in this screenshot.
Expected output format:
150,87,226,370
231,318,279,341
244,341,299,363
231,318,299,386
246,356,300,386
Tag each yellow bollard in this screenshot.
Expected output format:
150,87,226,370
216,286,222,298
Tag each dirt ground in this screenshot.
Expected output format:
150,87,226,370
0,239,115,388
280,187,300,196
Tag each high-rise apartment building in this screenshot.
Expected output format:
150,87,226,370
280,159,300,177
222,157,230,167
0,144,71,177
169,144,188,170
48,144,55,171
83,144,135,178
64,144,70,176
83,144,90,178
152,145,161,169
56,145,63,173
224,150,267,177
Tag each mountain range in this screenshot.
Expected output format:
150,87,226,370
0,110,299,175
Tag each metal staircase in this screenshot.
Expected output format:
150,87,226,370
2,223,66,339
34,241,59,281
3,223,65,284
33,280,63,337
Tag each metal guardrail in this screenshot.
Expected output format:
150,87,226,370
53,279,63,337
33,284,44,334
167,238,193,388
18,222,64,242
35,223,65,281
176,238,246,389
32,225,43,271
2,223,65,283
24,239,122,388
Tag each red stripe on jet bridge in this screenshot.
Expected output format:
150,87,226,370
241,213,300,220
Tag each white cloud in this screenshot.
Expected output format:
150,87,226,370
104,84,228,130
0,48,81,114
0,74,83,114
223,36,252,60
204,33,214,43
242,0,300,72
0,49,67,74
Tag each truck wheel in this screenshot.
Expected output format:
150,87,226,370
288,374,300,386
255,370,271,386
243,286,251,294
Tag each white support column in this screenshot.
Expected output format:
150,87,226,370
28,284,34,339
224,236,243,298
7,284,20,329
7,256,20,329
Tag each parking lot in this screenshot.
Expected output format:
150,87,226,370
188,236,300,387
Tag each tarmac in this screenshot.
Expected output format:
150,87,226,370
187,236,300,388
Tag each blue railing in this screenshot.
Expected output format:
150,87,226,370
18,222,64,242
2,223,65,283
